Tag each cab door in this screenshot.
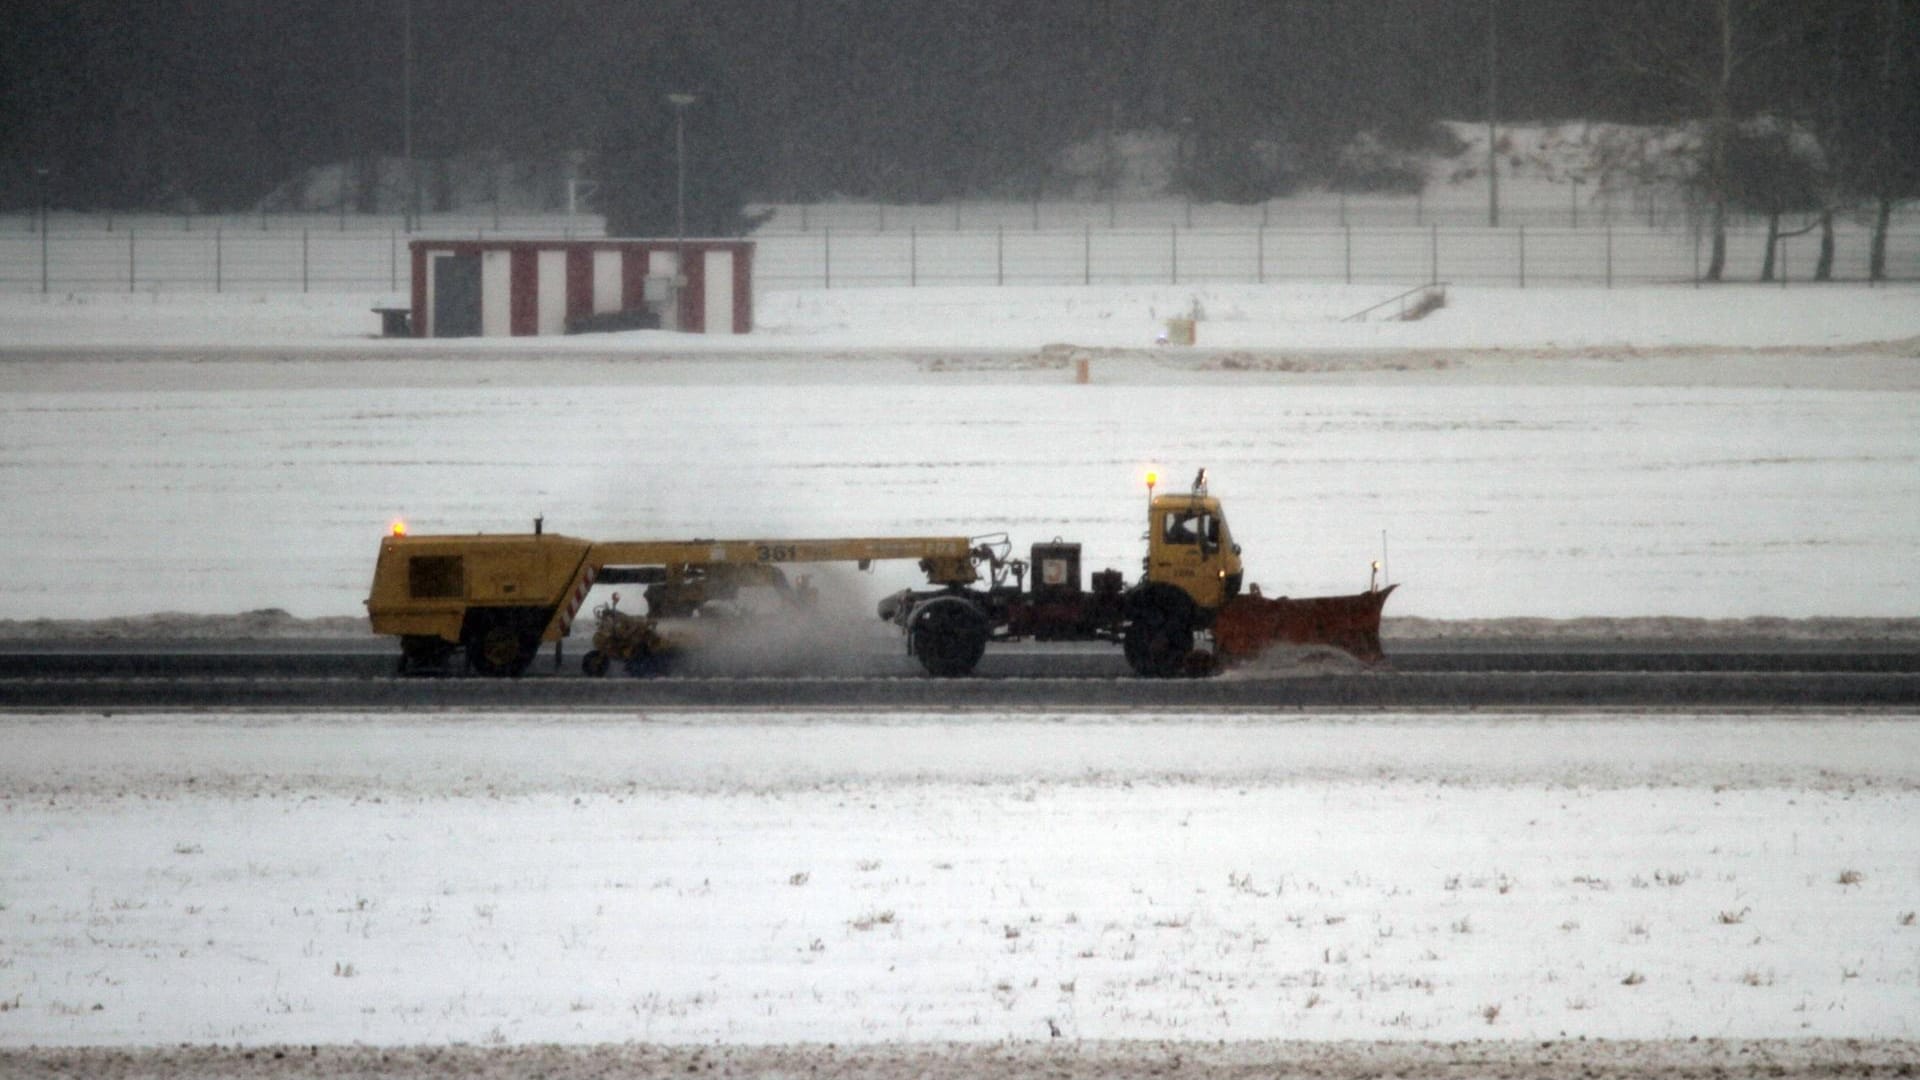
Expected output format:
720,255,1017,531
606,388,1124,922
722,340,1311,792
1148,505,1227,610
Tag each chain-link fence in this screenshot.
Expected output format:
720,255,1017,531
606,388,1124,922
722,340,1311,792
753,222,1918,291
1,209,1913,294
0,212,606,294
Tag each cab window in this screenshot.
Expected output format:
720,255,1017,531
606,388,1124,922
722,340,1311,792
1162,511,1213,546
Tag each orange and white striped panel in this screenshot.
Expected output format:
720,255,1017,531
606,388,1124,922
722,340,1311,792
557,565,597,636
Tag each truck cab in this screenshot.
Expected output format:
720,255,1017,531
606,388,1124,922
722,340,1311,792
1144,491,1244,611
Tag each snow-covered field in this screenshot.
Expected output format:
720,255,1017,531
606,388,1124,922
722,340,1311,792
3,282,1919,1070
4,712,1917,1048
6,280,1920,351
1,283,1918,625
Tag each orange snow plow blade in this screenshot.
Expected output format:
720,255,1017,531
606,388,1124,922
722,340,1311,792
1212,584,1398,665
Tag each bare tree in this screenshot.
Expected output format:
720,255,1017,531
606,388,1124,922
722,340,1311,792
1706,0,1734,280
1863,0,1919,281
1789,0,1920,282
1722,124,1821,280
1612,0,1799,280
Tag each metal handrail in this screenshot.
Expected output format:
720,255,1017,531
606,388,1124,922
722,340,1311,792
1342,281,1448,323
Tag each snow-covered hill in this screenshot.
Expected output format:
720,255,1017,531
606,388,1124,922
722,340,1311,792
264,121,1720,224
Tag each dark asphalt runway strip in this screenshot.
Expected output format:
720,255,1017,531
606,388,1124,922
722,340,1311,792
4,642,1917,709
4,671,1918,709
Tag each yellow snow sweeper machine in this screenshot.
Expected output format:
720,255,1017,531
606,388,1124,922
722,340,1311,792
365,469,1395,677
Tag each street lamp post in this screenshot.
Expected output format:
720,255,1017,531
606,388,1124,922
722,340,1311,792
667,92,696,247
36,166,50,294
402,0,415,231
666,92,696,331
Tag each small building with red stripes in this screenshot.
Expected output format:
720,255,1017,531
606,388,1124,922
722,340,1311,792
408,238,753,337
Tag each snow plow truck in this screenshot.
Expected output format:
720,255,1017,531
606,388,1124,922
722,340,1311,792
365,469,1395,677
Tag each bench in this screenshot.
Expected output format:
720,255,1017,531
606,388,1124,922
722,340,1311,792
372,306,413,337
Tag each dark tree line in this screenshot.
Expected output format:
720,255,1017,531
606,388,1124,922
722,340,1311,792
1608,0,1919,279
3,0,1916,266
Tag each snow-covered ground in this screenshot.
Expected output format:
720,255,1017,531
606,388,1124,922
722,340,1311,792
3,712,1917,1047
2,283,1917,624
5,281,1920,351
3,281,1919,1065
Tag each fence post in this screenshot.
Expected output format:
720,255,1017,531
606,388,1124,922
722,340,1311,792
1517,225,1525,288
215,227,223,293
390,230,398,292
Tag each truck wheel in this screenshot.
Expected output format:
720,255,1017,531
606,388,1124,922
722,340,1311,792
466,621,532,678
1124,589,1195,678
398,635,454,675
910,597,989,677
581,650,610,677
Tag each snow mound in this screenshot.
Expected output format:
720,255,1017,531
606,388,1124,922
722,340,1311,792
1386,615,1920,645
0,608,366,642
1219,642,1376,676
